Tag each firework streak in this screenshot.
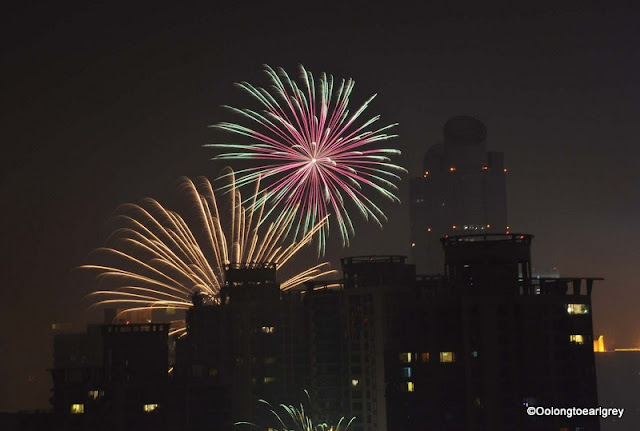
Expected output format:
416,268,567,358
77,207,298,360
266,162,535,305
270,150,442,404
208,65,406,254
83,169,335,336
237,394,355,431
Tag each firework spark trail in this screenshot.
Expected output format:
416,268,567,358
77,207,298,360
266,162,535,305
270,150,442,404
207,65,406,254
83,169,335,333
237,392,355,431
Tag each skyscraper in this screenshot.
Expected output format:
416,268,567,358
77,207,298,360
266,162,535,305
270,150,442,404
49,233,601,431
176,264,283,429
306,234,600,431
410,116,508,274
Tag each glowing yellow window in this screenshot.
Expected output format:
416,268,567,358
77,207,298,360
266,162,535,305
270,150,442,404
406,381,415,392
143,403,159,412
399,352,411,363
261,326,275,334
566,304,589,314
263,377,276,384
440,352,455,363
351,379,359,387
70,404,84,414
87,390,99,400
593,335,605,352
570,335,585,345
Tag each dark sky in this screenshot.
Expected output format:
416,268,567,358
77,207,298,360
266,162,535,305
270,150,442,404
1,3,639,411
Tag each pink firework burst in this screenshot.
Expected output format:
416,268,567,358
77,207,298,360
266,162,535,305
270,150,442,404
207,65,406,254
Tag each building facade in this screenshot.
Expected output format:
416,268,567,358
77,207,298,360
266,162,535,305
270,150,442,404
50,322,170,430
49,235,600,431
303,235,600,431
175,264,284,429
410,116,508,274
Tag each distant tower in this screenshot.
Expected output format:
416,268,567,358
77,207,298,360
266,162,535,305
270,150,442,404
409,116,508,273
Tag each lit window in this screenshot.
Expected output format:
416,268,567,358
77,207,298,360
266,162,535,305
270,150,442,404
351,379,359,386
449,167,456,172
165,305,176,315
263,377,276,384
570,335,585,345
88,390,99,400
402,367,412,378
399,352,411,363
567,304,589,314
406,381,415,392
471,350,479,358
420,352,429,362
440,352,455,363
143,403,158,412
261,326,275,334
70,404,84,414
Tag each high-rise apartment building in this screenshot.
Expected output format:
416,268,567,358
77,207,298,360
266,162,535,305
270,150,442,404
303,235,600,431
49,235,601,431
410,116,508,274
50,322,170,430
175,263,284,429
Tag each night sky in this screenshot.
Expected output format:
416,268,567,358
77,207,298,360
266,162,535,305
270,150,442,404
2,3,639,411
